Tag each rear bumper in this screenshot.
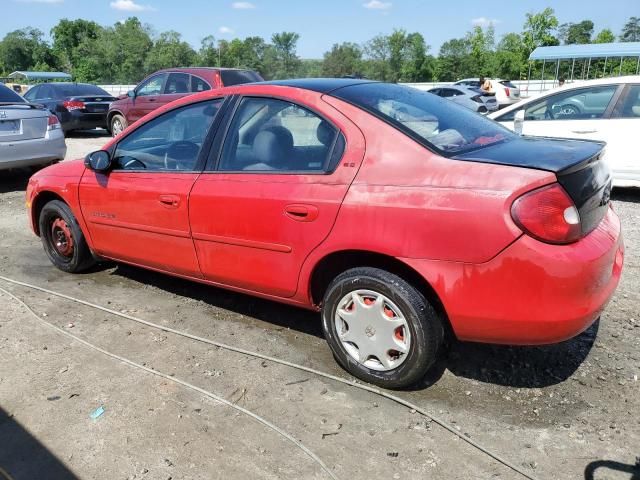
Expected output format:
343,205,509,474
0,130,66,170
58,111,108,131
404,206,623,345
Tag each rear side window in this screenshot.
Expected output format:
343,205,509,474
191,75,211,93
611,85,640,118
217,97,342,173
333,82,513,156
0,84,25,103
220,70,263,86
164,73,190,94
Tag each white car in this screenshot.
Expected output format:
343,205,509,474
454,78,521,107
489,76,640,188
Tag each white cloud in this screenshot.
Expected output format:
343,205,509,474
218,26,234,35
363,0,391,9
471,17,500,27
110,0,155,12
231,1,255,8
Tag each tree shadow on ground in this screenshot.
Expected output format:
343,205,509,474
0,406,78,480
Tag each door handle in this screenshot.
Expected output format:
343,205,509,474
148,98,157,102
285,204,319,222
159,194,180,208
571,130,597,134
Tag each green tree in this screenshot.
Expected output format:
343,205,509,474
198,35,218,66
111,17,153,83
495,33,525,79
401,33,433,82
466,25,495,77
322,42,363,77
363,34,391,81
270,32,301,78
522,8,559,57
620,16,640,42
0,27,56,74
435,38,471,81
560,20,594,44
144,31,197,72
51,19,102,71
594,29,616,44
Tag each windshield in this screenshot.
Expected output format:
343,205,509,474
0,84,26,103
53,84,111,97
332,82,514,155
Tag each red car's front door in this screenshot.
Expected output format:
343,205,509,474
128,73,166,124
189,95,365,298
79,98,225,276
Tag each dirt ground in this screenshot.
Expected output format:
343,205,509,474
0,131,638,480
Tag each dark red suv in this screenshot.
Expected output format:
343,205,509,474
107,67,262,135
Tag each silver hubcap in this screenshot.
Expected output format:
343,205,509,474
334,289,411,371
112,119,123,135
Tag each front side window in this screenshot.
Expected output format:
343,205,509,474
136,74,165,97
164,73,190,94
611,85,640,118
112,99,223,171
218,97,341,173
503,85,618,122
332,82,513,156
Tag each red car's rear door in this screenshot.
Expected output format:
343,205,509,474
79,98,226,276
189,94,365,298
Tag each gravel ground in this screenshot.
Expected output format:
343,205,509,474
0,134,638,480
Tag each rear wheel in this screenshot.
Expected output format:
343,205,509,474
110,114,127,136
321,267,444,389
39,200,95,273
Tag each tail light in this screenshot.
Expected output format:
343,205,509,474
47,114,61,131
511,183,581,244
63,100,85,111
504,87,510,97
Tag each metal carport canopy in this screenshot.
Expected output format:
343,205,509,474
529,42,640,61
8,71,72,81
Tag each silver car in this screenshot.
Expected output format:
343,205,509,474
427,86,499,113
0,83,66,171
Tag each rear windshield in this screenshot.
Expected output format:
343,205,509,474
332,82,514,156
53,84,111,97
0,84,26,103
499,80,517,89
220,70,263,86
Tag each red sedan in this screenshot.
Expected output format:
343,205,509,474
26,79,624,388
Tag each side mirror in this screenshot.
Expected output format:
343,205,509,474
513,109,525,135
127,90,136,98
84,150,112,173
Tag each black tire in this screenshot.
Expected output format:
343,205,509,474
321,267,444,389
110,114,127,137
39,200,95,273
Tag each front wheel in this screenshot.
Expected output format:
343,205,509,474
321,267,444,389
39,200,95,273
110,114,127,137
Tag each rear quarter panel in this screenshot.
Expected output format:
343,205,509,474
294,96,559,303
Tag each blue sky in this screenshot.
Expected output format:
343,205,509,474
3,0,638,58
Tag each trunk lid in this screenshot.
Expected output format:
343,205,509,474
454,136,611,236
66,96,116,113
0,104,48,141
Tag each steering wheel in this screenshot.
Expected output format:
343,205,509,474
163,141,200,170
122,157,146,169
